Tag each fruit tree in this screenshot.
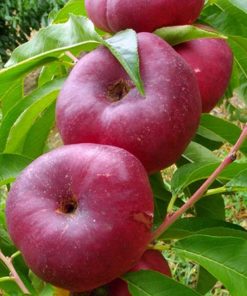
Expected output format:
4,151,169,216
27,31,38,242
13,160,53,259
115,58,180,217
0,1,247,296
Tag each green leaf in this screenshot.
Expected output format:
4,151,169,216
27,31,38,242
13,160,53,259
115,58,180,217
0,15,101,86
29,271,54,296
5,16,100,68
0,226,14,254
212,0,247,28
226,169,247,189
197,227,247,240
123,270,201,296
195,195,225,220
182,141,219,163
4,98,57,154
200,3,247,106
228,36,247,94
175,235,247,296
38,62,66,87
1,79,23,116
196,267,217,295
155,24,225,46
149,173,172,229
199,114,247,155
0,154,32,186
22,103,56,159
53,0,87,24
201,1,247,38
103,30,145,96
171,162,247,195
0,78,64,153
0,15,144,97
160,217,245,240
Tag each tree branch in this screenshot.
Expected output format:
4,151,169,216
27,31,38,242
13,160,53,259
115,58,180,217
152,125,247,240
0,250,30,294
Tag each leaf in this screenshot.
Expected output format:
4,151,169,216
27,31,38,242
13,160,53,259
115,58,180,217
194,125,223,151
149,173,172,229
175,235,247,296
38,62,66,87
154,24,225,46
199,114,247,155
195,195,225,220
213,0,247,25
228,36,247,93
22,103,56,159
0,154,32,186
1,79,23,116
182,141,219,163
201,1,247,38
103,30,145,95
123,270,201,296
197,227,247,240
4,98,57,154
5,16,100,68
200,2,247,106
226,169,247,189
0,78,64,153
0,16,144,96
196,267,217,295
53,0,87,24
160,217,245,240
0,226,14,254
171,162,247,195
0,15,101,86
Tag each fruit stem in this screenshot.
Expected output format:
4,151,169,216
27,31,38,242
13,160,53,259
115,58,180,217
11,250,21,260
152,125,247,240
167,194,179,214
65,51,79,63
0,250,30,294
204,186,247,197
0,276,14,283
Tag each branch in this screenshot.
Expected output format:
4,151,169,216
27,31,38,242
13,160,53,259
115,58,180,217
152,125,247,240
0,250,30,294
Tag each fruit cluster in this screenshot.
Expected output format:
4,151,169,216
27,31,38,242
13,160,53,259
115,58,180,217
6,1,233,295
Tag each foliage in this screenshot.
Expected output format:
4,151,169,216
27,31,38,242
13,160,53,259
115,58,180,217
0,0,66,65
0,0,247,295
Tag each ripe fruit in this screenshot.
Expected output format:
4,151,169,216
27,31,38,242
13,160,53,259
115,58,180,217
108,250,171,295
6,144,154,292
56,32,201,173
175,37,233,112
85,0,205,33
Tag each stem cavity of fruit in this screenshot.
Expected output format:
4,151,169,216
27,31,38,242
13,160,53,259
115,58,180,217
107,79,133,102
58,196,78,215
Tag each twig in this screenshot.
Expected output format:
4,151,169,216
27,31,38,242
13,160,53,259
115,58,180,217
204,186,247,197
0,276,14,283
0,250,30,294
152,125,247,240
65,51,79,63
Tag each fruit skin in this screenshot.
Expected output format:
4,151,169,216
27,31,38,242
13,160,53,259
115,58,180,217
6,144,154,292
175,38,233,113
56,32,201,173
85,0,205,33
108,250,171,296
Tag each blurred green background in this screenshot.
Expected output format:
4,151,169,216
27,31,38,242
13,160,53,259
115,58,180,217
0,0,67,66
